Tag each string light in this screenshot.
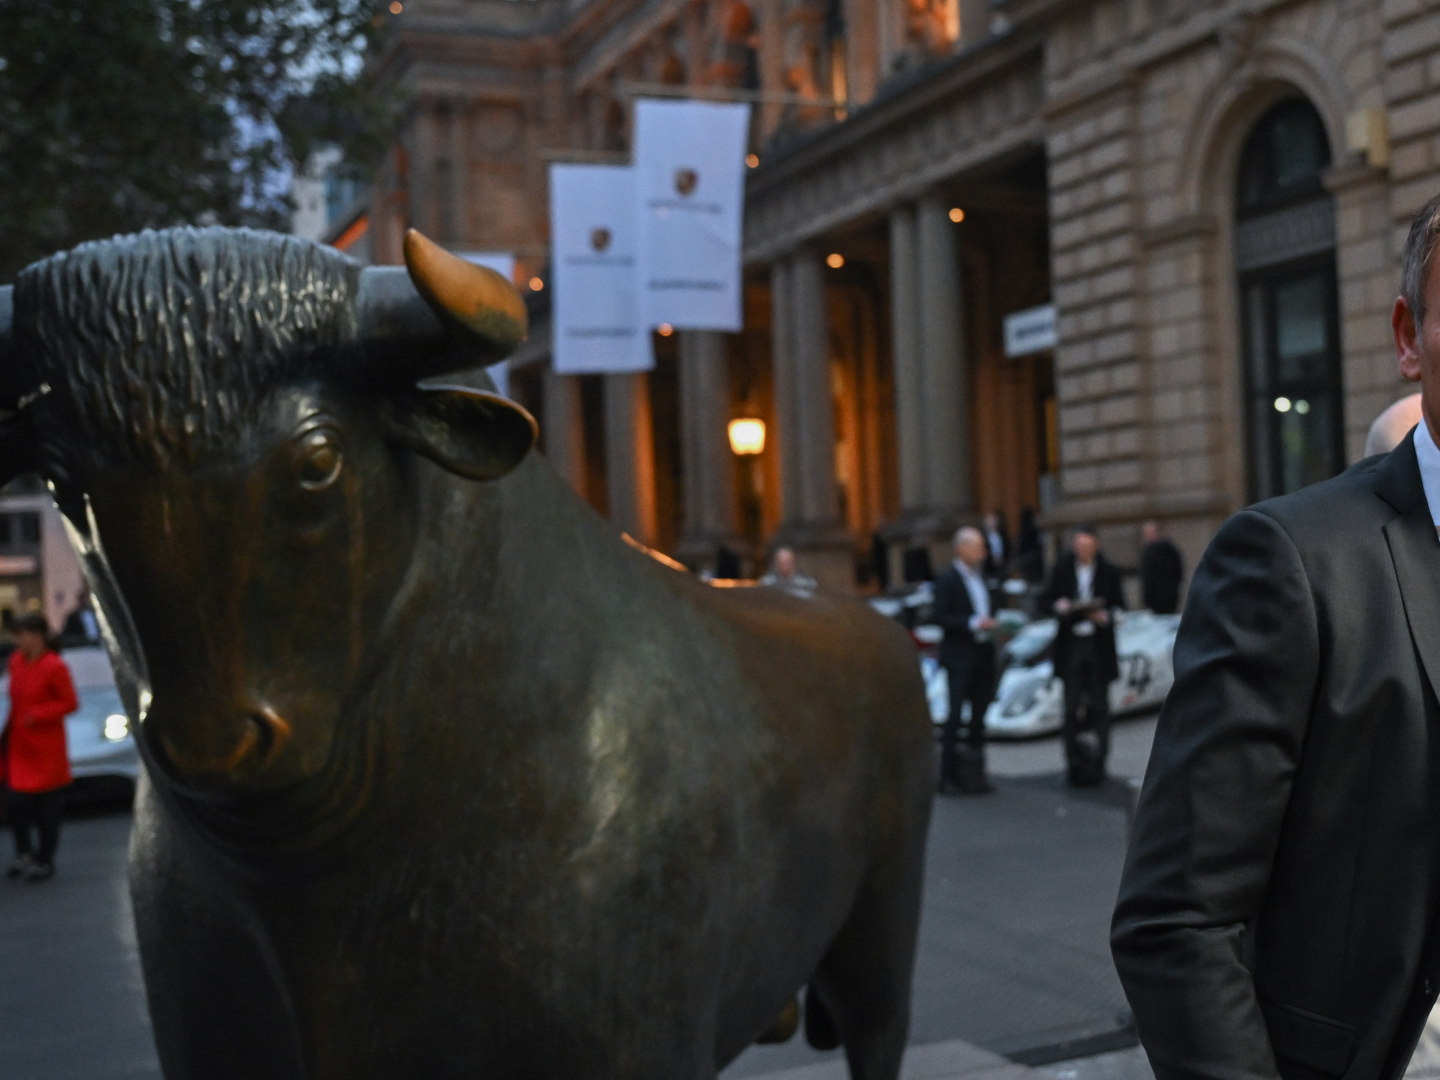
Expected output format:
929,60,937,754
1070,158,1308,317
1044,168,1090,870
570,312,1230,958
657,324,674,336
528,276,544,291
746,154,759,168
826,253,844,269
949,207,965,223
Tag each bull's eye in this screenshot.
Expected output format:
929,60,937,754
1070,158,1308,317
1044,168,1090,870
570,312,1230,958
295,429,343,491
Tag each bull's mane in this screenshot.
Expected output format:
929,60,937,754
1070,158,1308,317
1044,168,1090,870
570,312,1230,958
15,227,361,464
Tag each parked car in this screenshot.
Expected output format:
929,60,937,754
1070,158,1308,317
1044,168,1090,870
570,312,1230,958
899,610,1181,739
0,644,140,796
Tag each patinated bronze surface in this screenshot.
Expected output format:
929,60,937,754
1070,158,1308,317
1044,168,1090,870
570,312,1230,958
0,226,933,1080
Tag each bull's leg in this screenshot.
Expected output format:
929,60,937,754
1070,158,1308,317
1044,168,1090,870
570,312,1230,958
808,802,929,1080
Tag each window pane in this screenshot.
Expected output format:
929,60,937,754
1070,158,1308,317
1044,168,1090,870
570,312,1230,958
0,516,13,546
1275,276,1328,380
1279,394,1334,494
19,514,40,545
1246,284,1268,393
1251,398,1275,502
1272,109,1326,192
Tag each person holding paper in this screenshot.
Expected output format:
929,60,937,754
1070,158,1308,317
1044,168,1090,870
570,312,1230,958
1041,524,1124,787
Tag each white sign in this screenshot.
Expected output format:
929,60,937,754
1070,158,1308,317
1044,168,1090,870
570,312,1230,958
634,99,751,332
1003,304,1058,357
457,251,516,284
549,164,652,374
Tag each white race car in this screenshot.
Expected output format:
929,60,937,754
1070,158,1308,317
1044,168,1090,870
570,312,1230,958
917,611,1181,738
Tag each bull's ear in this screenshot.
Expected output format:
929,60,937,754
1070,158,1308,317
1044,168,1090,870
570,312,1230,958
384,385,537,482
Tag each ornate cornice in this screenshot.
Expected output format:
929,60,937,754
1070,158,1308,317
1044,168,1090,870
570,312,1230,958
742,38,1045,263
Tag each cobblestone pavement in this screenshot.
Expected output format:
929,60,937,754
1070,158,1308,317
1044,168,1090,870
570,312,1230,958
0,718,1161,1080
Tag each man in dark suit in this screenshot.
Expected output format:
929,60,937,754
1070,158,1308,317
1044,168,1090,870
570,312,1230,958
931,527,997,795
1111,195,1440,1080
1138,520,1184,614
1041,524,1125,787
982,511,1011,583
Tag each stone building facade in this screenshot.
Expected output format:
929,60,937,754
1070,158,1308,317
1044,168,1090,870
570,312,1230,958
352,0,1440,589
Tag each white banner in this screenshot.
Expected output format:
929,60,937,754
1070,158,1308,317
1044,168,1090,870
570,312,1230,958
634,99,751,332
549,164,652,374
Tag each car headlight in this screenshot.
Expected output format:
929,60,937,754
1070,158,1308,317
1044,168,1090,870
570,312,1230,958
1001,674,1052,718
103,713,129,741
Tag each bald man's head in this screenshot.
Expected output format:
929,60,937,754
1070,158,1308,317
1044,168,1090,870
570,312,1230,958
1365,393,1423,456
953,527,986,569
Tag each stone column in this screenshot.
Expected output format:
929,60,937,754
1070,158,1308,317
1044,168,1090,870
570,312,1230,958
543,363,587,499
770,256,801,520
677,331,738,561
889,204,927,512
789,245,840,526
604,372,658,545
916,194,969,511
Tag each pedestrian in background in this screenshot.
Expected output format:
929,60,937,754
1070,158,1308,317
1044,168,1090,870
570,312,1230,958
931,527,997,795
1138,520,1184,614
1042,525,1125,788
1016,508,1045,583
2,613,78,882
982,512,1010,583
759,547,817,597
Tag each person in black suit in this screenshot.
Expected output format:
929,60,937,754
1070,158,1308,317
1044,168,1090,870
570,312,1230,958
1111,195,1440,1080
1138,520,1184,614
1040,524,1124,787
930,527,997,795
982,511,1010,582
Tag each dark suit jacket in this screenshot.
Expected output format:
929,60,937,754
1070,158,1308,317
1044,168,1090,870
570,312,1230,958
1112,432,1440,1080
983,530,1011,580
1140,538,1184,614
931,564,990,677
1040,552,1124,683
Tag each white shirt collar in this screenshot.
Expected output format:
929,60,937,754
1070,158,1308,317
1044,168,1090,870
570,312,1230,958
1412,419,1440,530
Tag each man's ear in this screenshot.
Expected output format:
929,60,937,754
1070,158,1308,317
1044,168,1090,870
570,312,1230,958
384,384,537,481
1396,295,1425,383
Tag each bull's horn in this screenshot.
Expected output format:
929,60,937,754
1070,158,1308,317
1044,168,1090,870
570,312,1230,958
0,285,24,412
403,229,527,353
353,231,527,384
0,285,38,484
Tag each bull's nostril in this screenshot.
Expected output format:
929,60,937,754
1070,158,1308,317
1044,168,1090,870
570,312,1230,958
251,707,292,769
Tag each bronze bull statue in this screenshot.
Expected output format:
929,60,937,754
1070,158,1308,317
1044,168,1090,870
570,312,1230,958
0,226,933,1080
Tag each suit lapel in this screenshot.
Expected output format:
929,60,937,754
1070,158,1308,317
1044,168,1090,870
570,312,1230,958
1378,433,1440,703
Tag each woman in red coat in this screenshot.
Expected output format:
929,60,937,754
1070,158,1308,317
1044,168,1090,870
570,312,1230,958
2,612,78,882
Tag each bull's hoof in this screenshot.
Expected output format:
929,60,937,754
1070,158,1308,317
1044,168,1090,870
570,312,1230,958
756,997,800,1044
804,988,842,1051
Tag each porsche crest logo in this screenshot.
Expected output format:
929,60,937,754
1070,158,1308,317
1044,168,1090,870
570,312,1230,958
590,227,612,252
674,168,699,197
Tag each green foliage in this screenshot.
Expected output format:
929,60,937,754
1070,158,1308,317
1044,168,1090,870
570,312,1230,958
0,0,396,280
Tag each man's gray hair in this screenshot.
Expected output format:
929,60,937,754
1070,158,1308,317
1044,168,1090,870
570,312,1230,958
1402,193,1440,324
953,526,982,548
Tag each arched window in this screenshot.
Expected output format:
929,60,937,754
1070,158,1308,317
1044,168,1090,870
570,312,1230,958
1235,98,1342,501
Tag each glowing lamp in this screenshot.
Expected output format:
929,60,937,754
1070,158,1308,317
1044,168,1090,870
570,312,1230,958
728,418,766,456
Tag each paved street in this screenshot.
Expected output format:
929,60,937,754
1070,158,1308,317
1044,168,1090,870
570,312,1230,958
0,719,1159,1080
